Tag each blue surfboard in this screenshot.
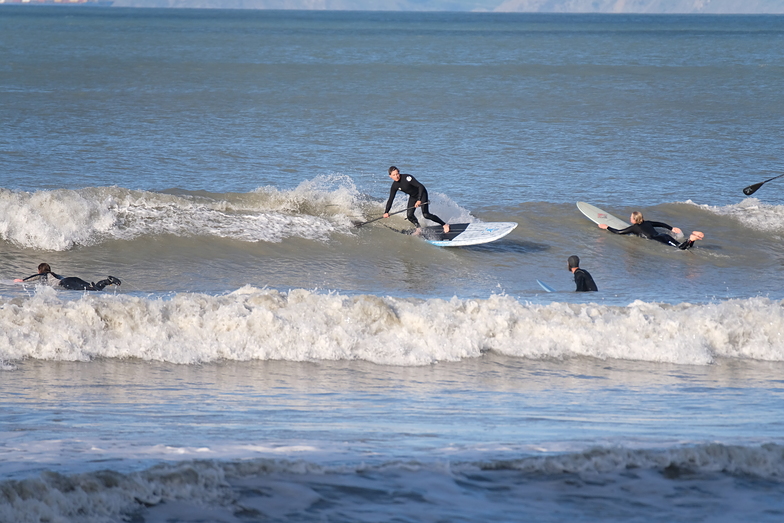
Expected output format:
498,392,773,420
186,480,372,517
536,280,556,293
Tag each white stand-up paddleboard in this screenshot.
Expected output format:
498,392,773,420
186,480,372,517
576,202,629,230
418,222,518,247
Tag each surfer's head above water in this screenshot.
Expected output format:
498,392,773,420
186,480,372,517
38,262,52,274
630,211,644,224
567,255,580,270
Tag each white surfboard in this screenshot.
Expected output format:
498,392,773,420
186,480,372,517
419,222,518,247
576,201,630,230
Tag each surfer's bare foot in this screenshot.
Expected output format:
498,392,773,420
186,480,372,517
411,228,422,236
690,231,704,241
443,224,450,233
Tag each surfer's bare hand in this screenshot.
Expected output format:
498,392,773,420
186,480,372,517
383,213,389,218
672,227,682,235
414,201,421,208
13,279,22,283
598,223,608,229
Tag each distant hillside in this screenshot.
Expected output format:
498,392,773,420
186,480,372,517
494,0,784,13
109,0,784,12
110,0,500,9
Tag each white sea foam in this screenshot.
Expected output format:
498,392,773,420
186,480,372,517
1,287,782,366
0,175,363,250
692,198,784,233
2,444,783,523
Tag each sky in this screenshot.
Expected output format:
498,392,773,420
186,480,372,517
109,0,784,12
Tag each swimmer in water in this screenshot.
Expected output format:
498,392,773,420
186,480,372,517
567,255,598,292
15,263,121,291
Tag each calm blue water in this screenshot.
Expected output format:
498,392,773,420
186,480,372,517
2,8,784,522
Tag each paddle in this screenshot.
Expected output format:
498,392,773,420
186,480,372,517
743,173,784,196
352,202,428,228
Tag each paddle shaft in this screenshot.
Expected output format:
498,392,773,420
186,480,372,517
353,202,429,227
743,173,784,196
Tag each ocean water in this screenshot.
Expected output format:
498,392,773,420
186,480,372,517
2,7,784,522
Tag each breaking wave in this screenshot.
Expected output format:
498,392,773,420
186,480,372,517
0,175,363,251
693,198,784,233
2,287,783,366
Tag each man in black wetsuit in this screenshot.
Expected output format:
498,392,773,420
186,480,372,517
598,211,704,250
15,263,121,291
382,166,450,233
568,255,598,292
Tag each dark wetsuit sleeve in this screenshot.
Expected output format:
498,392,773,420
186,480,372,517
607,222,664,239
606,224,639,235
22,272,63,283
384,182,399,214
646,221,673,231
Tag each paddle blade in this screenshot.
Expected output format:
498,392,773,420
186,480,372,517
743,182,763,196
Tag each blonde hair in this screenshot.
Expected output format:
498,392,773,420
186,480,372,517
631,211,644,224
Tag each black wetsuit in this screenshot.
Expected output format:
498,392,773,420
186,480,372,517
573,268,598,292
22,272,121,291
607,221,696,250
384,173,446,228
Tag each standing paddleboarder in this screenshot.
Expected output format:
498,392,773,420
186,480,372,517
383,166,449,233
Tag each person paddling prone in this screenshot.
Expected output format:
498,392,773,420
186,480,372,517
15,263,121,291
383,166,450,233
598,211,704,250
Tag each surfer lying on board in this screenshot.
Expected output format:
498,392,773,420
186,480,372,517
14,263,121,291
568,255,598,292
383,166,450,233
598,211,704,250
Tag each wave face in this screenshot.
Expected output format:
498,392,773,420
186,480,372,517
2,182,784,307
3,184,784,253
3,444,784,523
2,287,783,366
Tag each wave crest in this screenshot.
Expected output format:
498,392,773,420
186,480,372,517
0,175,362,250
693,198,784,233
